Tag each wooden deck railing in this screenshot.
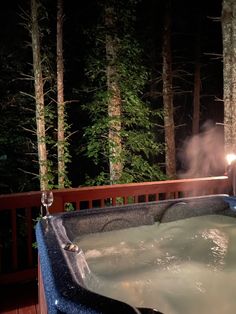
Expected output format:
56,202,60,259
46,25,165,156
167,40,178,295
0,176,230,285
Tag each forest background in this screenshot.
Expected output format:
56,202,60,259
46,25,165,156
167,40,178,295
0,0,224,194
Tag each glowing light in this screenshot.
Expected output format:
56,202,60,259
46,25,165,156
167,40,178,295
226,154,236,165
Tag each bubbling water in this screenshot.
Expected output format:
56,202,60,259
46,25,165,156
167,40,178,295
74,215,236,314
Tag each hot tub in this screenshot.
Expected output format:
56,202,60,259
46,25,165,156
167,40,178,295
36,194,236,314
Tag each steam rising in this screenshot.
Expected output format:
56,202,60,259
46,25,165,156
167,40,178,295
178,121,225,178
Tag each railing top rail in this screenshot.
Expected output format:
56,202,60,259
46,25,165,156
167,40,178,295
0,176,230,210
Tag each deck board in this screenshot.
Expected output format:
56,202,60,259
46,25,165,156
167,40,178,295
0,281,38,314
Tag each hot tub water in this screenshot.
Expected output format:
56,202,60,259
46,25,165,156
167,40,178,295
74,214,236,314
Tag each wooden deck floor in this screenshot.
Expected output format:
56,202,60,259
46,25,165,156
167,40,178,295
0,280,39,314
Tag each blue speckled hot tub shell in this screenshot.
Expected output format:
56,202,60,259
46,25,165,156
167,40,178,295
36,194,235,314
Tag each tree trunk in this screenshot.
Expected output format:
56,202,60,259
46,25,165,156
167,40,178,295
57,0,66,188
162,0,176,178
105,5,123,184
31,0,48,190
222,0,236,155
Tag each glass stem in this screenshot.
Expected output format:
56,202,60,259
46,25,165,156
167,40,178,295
46,205,49,217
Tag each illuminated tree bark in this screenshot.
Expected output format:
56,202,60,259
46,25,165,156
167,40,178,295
105,5,123,184
57,0,66,188
31,0,48,190
222,0,236,154
162,0,176,178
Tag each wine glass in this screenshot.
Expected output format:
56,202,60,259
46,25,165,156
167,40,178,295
41,190,54,218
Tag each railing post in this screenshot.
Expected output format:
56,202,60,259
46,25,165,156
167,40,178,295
26,207,33,267
11,208,18,271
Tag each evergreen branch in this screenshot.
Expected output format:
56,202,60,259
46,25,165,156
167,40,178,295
20,91,36,99
65,130,79,140
18,168,38,178
48,95,80,105
21,106,35,113
175,124,186,129
19,72,34,80
155,124,165,128
64,100,80,105
214,97,223,102
21,126,37,135
203,53,222,60
207,16,221,22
